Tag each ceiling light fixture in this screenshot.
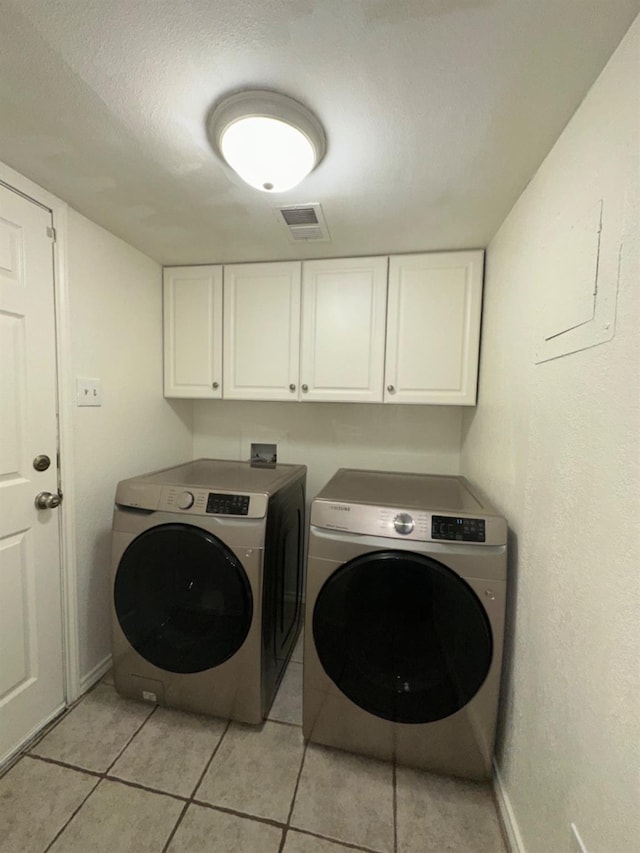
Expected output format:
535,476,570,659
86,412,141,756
208,90,326,193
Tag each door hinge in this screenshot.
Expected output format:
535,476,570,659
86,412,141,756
47,226,56,241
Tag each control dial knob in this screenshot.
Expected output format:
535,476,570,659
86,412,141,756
177,491,195,510
393,512,414,535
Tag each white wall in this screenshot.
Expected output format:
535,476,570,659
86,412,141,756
461,17,639,853
193,400,463,501
67,210,193,685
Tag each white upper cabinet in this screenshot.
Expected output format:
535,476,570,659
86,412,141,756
223,261,301,401
385,251,484,405
163,252,484,405
300,257,388,402
163,265,223,398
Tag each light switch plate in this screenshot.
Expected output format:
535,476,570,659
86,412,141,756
76,377,102,406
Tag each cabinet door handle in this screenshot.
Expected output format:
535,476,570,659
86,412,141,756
212,381,219,389
289,383,296,392
301,384,309,392
387,384,395,393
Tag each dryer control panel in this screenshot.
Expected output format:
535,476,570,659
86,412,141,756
159,487,264,517
206,492,250,515
432,515,486,542
116,484,270,518
310,500,506,546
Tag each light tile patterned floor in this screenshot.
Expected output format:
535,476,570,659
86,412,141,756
0,629,507,853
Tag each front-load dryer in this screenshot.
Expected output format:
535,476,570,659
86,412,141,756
303,467,507,781
110,458,306,724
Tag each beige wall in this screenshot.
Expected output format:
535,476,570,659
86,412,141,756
67,210,193,684
461,17,640,853
193,400,463,502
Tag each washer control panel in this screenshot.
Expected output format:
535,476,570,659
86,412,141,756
155,486,267,518
310,500,506,545
176,491,194,510
432,515,486,542
393,512,415,535
206,492,250,516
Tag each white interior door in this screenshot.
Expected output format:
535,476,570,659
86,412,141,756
0,183,65,765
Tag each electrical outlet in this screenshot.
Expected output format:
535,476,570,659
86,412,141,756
571,823,588,853
76,377,102,407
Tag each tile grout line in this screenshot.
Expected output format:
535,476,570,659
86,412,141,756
265,716,304,730
14,656,393,853
25,714,281,852
104,701,158,775
20,679,104,762
10,672,313,850
190,799,288,831
25,719,291,834
102,772,189,804
29,693,161,853
160,801,190,853
33,692,160,853
0,689,99,849
188,717,232,800
25,752,104,780
16,655,501,853
287,826,386,853
276,733,387,853
29,751,293,835
159,715,295,853
20,730,394,852
14,708,69,760
41,773,102,853
278,735,309,853
27,749,389,853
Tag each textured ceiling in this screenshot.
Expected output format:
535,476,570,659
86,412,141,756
1,0,638,264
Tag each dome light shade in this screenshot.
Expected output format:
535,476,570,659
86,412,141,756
208,90,326,193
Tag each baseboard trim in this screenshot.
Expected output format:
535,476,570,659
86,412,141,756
493,759,526,853
79,654,113,695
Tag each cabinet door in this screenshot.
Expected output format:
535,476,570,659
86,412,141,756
385,251,483,405
223,262,301,401
300,257,388,402
163,265,223,398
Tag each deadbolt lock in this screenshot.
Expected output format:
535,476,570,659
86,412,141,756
33,454,51,472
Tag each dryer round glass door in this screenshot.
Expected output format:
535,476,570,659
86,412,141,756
312,550,492,723
114,523,253,674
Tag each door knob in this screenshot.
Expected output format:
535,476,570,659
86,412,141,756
35,491,61,510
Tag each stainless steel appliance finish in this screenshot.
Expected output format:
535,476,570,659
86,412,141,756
303,467,507,781
110,458,305,724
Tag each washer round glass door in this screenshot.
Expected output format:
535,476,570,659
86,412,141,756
312,550,492,723
114,523,252,674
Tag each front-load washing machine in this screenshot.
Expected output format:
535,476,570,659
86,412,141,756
110,458,305,724
304,467,507,781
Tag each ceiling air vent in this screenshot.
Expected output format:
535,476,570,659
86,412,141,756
275,203,330,243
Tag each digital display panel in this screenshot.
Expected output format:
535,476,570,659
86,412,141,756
206,493,250,515
431,515,486,542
